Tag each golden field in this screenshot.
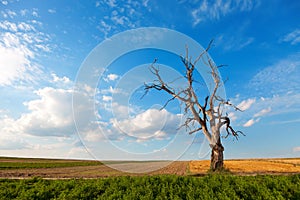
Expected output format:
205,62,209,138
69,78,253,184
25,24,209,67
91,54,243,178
189,158,300,175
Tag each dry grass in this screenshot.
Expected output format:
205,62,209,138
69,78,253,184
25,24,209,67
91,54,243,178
189,158,300,175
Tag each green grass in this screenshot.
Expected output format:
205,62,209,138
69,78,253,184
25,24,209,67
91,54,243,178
0,174,299,199
0,157,102,169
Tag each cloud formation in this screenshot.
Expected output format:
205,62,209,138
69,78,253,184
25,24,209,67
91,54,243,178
283,29,300,45
0,12,51,86
191,0,260,26
249,54,300,96
18,87,75,137
254,107,271,118
243,118,260,127
237,98,256,111
293,146,300,152
111,109,181,141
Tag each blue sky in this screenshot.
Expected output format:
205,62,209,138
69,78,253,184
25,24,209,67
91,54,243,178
0,0,299,161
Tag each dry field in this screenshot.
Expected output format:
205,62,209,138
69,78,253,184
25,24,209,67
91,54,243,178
189,158,300,175
0,158,189,178
1,157,300,178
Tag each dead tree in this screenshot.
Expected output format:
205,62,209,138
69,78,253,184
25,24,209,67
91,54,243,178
143,41,244,171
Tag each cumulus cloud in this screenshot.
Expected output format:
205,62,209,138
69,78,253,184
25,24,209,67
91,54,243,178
111,109,181,140
51,73,72,88
18,87,75,136
0,73,97,139
104,73,119,82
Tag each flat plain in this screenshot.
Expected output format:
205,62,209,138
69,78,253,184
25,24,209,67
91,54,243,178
0,157,299,178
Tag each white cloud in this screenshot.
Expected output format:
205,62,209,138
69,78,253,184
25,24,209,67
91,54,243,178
227,112,237,121
191,0,260,26
110,102,132,119
96,0,150,37
111,14,128,26
7,10,17,18
105,73,119,82
231,92,300,127
0,18,51,86
18,87,75,136
237,98,256,111
32,10,38,17
293,147,300,152
0,33,32,85
51,73,71,86
1,1,8,5
243,118,260,127
84,129,104,142
20,9,27,16
0,21,18,32
102,95,112,102
111,109,181,140
0,135,30,150
254,107,271,117
101,86,125,95
218,36,254,51
249,54,300,95
283,29,300,45
48,9,56,14
0,81,99,141
105,0,117,7
240,55,300,128
142,0,149,7
0,114,32,150
97,20,112,38
18,22,35,31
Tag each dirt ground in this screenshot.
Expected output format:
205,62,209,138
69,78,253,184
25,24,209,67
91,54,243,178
1,158,300,178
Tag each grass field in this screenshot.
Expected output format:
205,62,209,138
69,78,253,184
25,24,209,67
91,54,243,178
0,157,299,178
0,157,299,199
0,175,299,199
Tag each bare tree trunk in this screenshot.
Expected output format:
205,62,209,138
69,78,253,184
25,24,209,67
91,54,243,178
210,141,224,171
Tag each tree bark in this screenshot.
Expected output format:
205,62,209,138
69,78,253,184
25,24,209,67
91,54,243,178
210,141,224,171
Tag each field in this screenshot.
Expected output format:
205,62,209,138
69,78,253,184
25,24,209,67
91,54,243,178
0,157,188,178
0,174,299,199
190,158,300,175
0,157,300,178
0,157,299,199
